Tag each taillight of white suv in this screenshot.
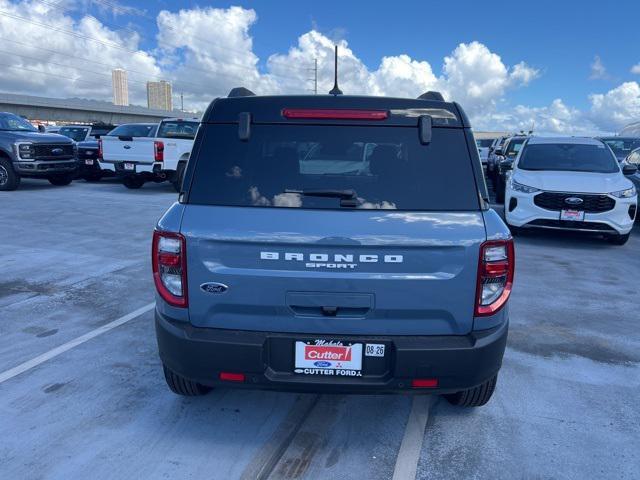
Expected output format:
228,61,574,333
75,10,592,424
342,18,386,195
475,239,515,316
152,230,188,307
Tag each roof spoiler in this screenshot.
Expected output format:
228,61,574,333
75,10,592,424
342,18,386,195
417,91,445,102
228,87,256,98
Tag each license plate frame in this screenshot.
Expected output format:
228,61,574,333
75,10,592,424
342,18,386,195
124,162,135,171
294,340,363,377
85,159,94,165
560,209,585,221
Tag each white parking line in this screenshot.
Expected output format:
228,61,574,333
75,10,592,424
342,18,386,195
392,395,432,480
0,302,155,385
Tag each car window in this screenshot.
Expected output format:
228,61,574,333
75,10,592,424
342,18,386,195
627,149,640,165
107,124,157,137
188,124,480,211
505,138,526,157
519,143,619,173
157,121,199,139
0,113,37,132
59,127,90,142
602,139,640,158
476,139,493,148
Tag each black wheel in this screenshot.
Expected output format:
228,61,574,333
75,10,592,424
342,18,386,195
122,176,144,189
48,174,74,186
443,374,497,407
172,162,186,192
0,157,20,191
162,364,212,396
607,233,630,245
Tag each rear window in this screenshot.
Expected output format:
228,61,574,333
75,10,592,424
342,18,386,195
188,125,480,211
476,139,493,148
158,121,199,139
58,127,89,141
519,143,619,173
107,124,156,137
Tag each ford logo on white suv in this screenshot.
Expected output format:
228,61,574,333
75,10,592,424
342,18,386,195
564,197,584,205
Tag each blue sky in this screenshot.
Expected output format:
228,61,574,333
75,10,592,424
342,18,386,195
112,0,640,110
0,0,639,133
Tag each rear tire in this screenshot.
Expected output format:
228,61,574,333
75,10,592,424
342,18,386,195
122,176,144,189
0,157,20,191
607,233,630,245
162,364,212,396
48,174,74,186
172,162,186,192
443,374,497,407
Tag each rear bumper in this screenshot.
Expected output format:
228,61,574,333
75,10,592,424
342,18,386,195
155,309,508,394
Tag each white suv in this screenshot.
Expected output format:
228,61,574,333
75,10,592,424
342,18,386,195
505,137,637,245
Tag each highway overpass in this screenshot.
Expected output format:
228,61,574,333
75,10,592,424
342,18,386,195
0,92,198,124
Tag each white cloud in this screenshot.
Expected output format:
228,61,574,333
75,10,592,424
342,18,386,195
590,55,608,80
589,81,640,131
631,63,640,75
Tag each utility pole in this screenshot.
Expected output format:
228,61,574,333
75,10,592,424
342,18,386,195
307,58,318,94
181,92,184,112
313,58,318,95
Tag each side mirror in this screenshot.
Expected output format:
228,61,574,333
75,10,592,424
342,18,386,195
38,124,46,133
622,164,638,176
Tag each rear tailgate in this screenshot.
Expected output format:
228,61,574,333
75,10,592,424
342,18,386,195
182,206,486,336
101,136,155,164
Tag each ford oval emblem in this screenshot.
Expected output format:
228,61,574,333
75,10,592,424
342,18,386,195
123,145,131,149
314,361,332,368
51,148,64,155
200,282,228,294
564,197,584,205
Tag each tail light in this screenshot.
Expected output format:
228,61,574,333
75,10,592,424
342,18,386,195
98,139,103,159
475,239,515,316
154,141,164,162
152,230,187,307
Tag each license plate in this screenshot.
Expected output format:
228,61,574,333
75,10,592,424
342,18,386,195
560,209,585,221
85,159,94,165
124,162,135,171
294,341,363,376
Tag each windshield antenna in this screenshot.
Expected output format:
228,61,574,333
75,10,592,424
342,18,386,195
329,45,343,95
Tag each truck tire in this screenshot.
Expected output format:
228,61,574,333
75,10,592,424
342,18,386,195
162,364,212,396
0,157,20,191
443,374,497,407
172,162,186,192
48,174,74,186
607,233,630,245
122,176,144,189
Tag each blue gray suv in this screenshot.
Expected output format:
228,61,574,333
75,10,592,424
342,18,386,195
152,89,514,407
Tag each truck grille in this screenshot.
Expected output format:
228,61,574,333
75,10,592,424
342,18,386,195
34,144,75,160
533,192,615,213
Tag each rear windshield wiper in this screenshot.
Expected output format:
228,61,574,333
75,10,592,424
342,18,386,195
284,189,358,207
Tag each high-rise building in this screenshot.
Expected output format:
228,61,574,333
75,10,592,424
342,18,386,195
146,80,173,111
112,69,129,106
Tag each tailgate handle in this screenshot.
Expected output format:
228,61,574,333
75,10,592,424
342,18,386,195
286,292,373,319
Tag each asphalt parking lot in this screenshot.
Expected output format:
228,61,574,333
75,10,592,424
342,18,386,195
1,179,639,480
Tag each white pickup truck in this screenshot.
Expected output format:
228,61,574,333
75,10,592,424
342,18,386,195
99,118,199,190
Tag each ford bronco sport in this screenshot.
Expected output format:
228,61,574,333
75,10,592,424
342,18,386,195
152,88,514,407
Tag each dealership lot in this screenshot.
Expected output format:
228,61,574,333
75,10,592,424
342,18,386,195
1,180,639,479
